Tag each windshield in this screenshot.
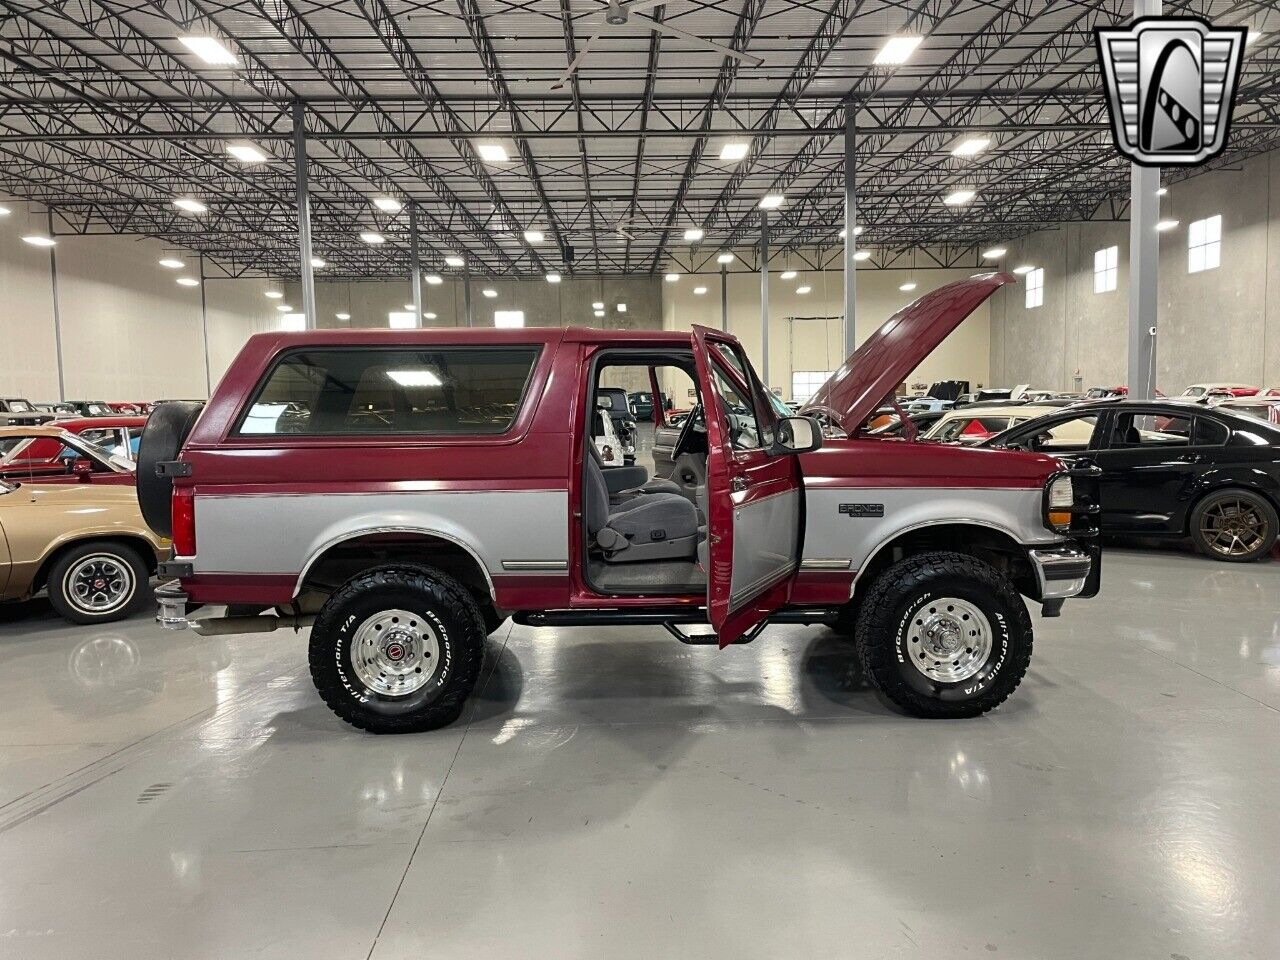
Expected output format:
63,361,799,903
6,400,32,412
1182,386,1206,397
927,415,1014,442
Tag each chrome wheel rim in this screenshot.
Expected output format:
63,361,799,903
906,597,992,684
64,553,134,614
1200,498,1269,557
349,608,440,698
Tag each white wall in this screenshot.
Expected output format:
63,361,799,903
662,263,992,401
990,150,1280,394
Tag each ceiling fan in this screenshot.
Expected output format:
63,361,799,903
553,0,764,90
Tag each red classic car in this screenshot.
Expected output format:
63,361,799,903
0,425,136,485
58,415,148,462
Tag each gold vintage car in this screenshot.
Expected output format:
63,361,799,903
0,478,169,624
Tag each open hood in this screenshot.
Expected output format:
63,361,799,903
802,272,1014,433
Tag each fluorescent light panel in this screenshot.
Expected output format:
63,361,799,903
477,143,509,163
444,255,464,267
227,142,268,164
159,258,185,269
950,136,990,157
693,286,707,295
719,141,749,161
780,269,797,280
796,285,811,295
545,272,561,283
1012,264,1035,275
874,35,922,65
360,231,385,245
981,247,1007,259
943,188,976,205
853,250,871,262
664,273,680,282
387,370,443,387
179,35,238,65
21,235,56,247
483,288,498,298
683,227,704,242
1156,219,1180,232
523,229,545,244
758,194,784,209
173,198,207,213
717,252,735,264
372,196,402,213
899,281,917,292
265,291,284,299
176,277,200,287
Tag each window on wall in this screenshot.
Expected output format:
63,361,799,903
1025,267,1044,308
791,370,833,404
1093,246,1118,293
1188,215,1221,273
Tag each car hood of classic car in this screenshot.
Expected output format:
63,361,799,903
802,272,1014,434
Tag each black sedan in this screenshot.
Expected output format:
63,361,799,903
983,400,1280,562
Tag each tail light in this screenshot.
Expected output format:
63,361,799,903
172,487,196,556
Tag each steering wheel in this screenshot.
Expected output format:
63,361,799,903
671,403,702,460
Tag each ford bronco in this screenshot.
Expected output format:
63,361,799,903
138,274,1099,733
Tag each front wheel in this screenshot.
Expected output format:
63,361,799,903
47,540,150,625
309,565,485,733
854,551,1033,718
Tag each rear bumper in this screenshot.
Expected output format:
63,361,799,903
155,579,190,630
1028,545,1092,600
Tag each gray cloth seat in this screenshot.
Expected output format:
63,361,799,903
586,451,700,563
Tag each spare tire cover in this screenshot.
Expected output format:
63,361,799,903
136,401,205,537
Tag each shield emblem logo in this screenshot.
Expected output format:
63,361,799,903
1095,17,1247,166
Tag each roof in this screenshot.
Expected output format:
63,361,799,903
252,325,699,351
0,425,78,439
3,1,1276,279
58,416,149,430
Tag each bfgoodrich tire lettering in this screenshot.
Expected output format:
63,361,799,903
854,551,1033,718
309,565,485,734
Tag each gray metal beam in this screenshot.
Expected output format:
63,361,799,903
843,106,858,360
760,212,770,388
293,100,316,330
409,203,423,326
1127,0,1161,400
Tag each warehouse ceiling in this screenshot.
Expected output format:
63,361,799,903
1,0,1278,279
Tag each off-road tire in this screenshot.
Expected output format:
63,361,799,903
309,564,485,733
47,540,150,625
854,551,1033,718
1189,488,1278,563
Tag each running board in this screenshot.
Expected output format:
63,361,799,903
513,606,839,643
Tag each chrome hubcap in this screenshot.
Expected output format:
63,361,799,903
349,608,440,697
65,554,134,613
906,597,993,684
1200,498,1269,557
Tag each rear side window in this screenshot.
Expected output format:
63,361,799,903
1192,417,1229,446
236,347,540,436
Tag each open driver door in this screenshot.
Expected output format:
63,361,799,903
690,325,820,647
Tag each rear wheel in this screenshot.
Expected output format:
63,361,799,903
854,551,1032,718
1190,489,1277,562
47,541,150,625
309,565,485,733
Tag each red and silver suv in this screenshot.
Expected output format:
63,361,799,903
139,274,1099,733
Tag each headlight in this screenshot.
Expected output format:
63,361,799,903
1046,475,1073,532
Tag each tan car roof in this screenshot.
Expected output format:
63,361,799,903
0,424,78,439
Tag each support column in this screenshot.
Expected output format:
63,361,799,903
843,104,858,359
199,254,212,396
409,204,423,326
1127,0,1161,399
720,261,729,332
463,270,474,327
292,100,316,330
47,210,66,401
760,212,770,388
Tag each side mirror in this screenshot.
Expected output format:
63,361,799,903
71,457,95,479
770,416,823,455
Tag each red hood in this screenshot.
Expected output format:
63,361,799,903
802,273,1013,432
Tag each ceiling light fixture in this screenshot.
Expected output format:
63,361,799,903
546,272,562,283
796,285,811,295
21,234,56,247
426,274,443,285
173,198,208,214
853,250,871,262
372,196,402,213
664,273,680,282
1012,264,1035,275
717,252,735,264
591,301,604,310
310,257,325,269
1157,187,1168,196
1156,219,1180,232
336,312,351,321
424,311,438,320
265,290,284,299
176,277,200,287
780,269,797,280
226,142,268,164
874,35,922,65
616,303,627,313
950,136,990,158
523,229,545,244
758,194,784,210
594,309,605,318
684,227,704,242
943,188,976,205
981,247,1007,259
0,204,10,216
179,35,238,65
693,286,707,295
444,255,464,268
477,143,509,164
360,231,385,245
158,258,185,269
277,303,293,311
483,288,498,298
839,226,865,239
719,142,749,162
899,281,917,292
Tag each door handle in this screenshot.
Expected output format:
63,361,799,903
731,476,748,493
1176,453,1203,464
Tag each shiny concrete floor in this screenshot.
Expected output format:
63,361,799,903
1,548,1279,959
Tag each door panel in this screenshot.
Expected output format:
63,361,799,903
691,325,803,647
1094,409,1197,532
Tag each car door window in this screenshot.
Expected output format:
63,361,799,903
1110,412,1191,448
1192,417,1229,446
709,365,762,451
1019,415,1099,453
